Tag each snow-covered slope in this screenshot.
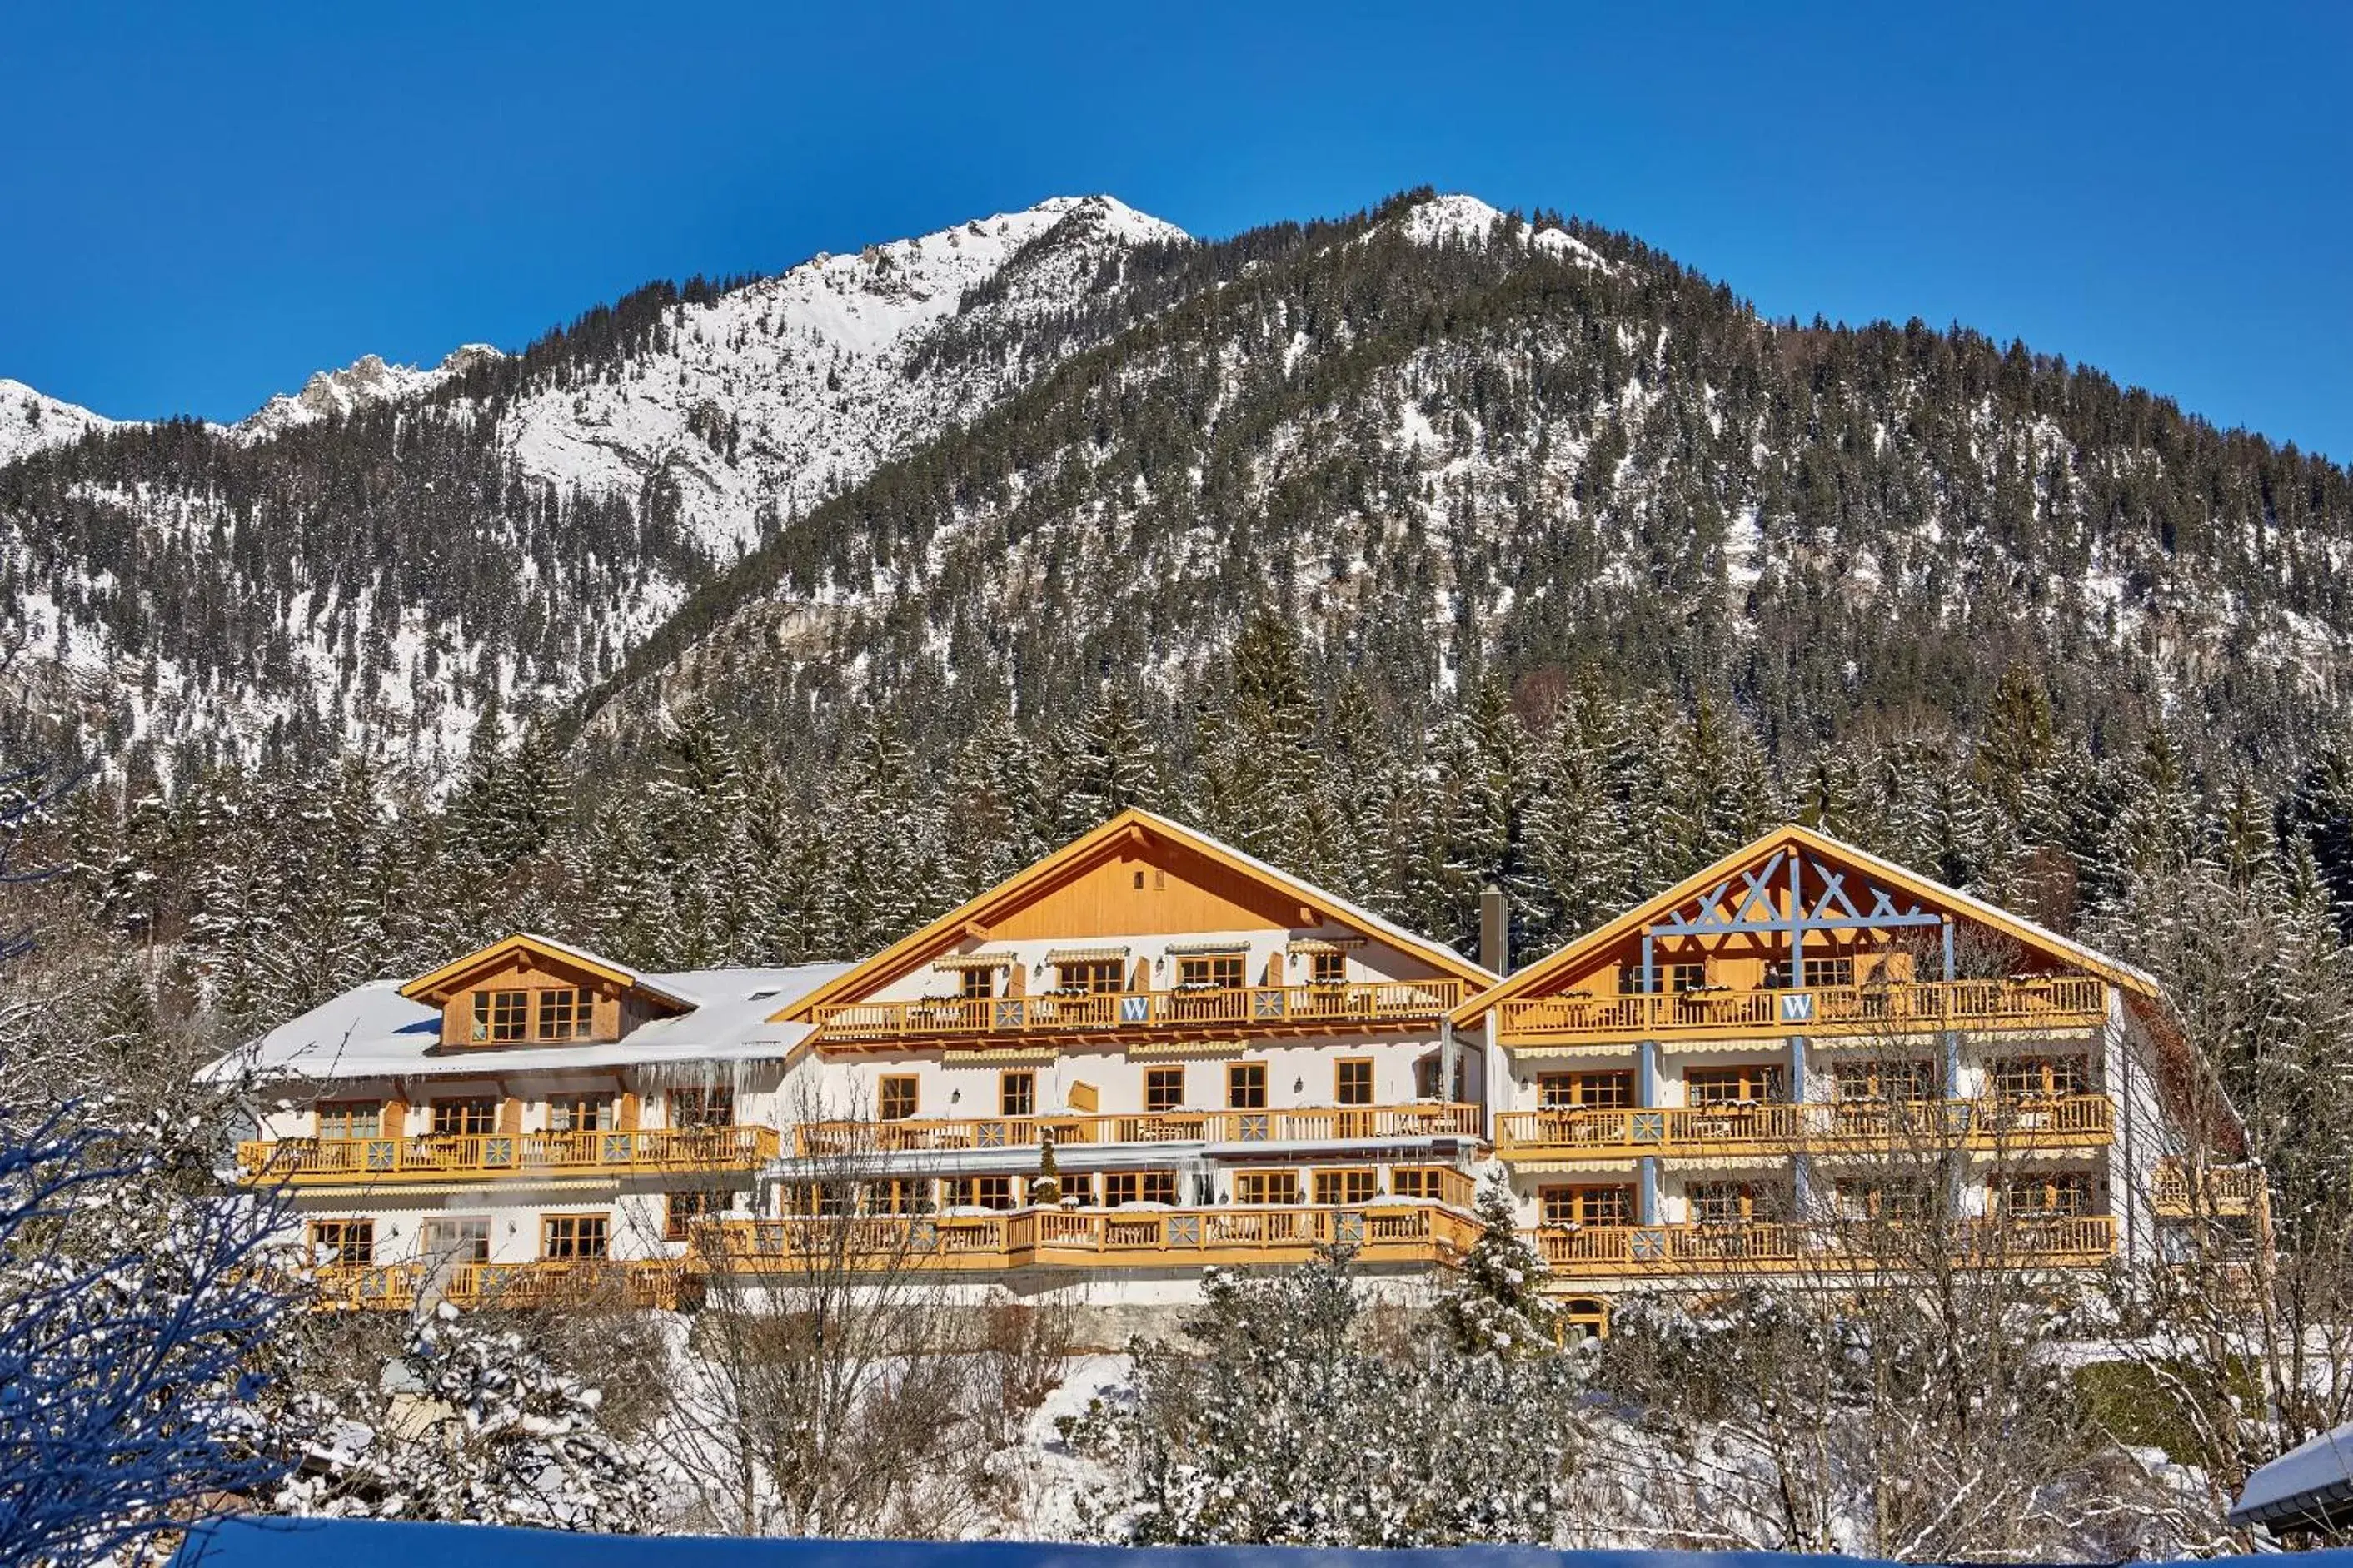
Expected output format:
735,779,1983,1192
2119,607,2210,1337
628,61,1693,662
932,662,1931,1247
496,194,1186,559
1387,192,1611,270
0,379,120,465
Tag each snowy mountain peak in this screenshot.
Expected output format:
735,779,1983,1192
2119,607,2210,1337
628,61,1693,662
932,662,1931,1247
0,378,121,466
1389,192,1609,270
238,343,506,441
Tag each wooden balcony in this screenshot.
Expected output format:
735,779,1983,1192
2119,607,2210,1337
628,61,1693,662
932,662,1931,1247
811,979,1467,1048
1494,976,2108,1048
1529,1214,2116,1277
707,1202,1482,1272
237,1125,779,1185
1493,1095,2113,1160
795,1102,1483,1157
2151,1157,2270,1219
311,1257,696,1312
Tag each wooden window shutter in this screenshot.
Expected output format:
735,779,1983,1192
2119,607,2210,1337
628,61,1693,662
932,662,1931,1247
1068,1080,1099,1113
619,1090,641,1132
499,1097,523,1135
382,1097,407,1137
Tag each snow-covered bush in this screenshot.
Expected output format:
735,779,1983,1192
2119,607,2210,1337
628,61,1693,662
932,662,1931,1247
1069,1247,1586,1546
0,1092,298,1568
275,1302,661,1532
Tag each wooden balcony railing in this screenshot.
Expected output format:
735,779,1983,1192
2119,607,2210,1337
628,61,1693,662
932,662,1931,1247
794,1102,1483,1157
2151,1157,2270,1219
310,1257,695,1312
1495,976,2108,1047
707,1202,1483,1272
1529,1214,2116,1277
811,979,1467,1045
237,1125,779,1185
1493,1095,2113,1158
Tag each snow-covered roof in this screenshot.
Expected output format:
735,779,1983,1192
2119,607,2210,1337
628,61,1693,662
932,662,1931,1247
202,963,852,1087
2231,1420,2353,1530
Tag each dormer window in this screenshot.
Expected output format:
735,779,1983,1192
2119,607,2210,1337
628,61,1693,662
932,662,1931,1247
537,988,592,1039
474,990,530,1042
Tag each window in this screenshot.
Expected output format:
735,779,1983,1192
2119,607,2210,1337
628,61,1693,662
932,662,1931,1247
1832,1058,1935,1103
784,1179,855,1216
315,1100,382,1141
1666,962,1706,993
1835,1181,1927,1222
1144,1066,1184,1113
1335,1058,1374,1106
547,1094,615,1133
1392,1167,1450,1201
1538,1071,1633,1109
1000,1071,1036,1118
946,1174,1016,1211
1104,1170,1179,1206
1991,1054,2091,1102
879,1076,919,1121
1688,1182,1759,1224
1314,1168,1378,1206
1228,1063,1268,1109
864,1177,930,1215
960,967,995,1000
1541,1185,1634,1227
1686,1066,1786,1106
472,989,529,1042
672,1085,735,1127
419,1216,490,1263
2002,1172,2096,1217
1179,954,1246,989
541,1214,610,1259
310,1218,375,1267
431,1097,498,1137
1059,959,1125,993
536,988,592,1039
1237,1171,1299,1205
664,1190,725,1242
1309,951,1347,987
1765,955,1855,989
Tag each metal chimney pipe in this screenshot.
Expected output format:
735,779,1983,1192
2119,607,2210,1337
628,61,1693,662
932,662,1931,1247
1479,884,1509,976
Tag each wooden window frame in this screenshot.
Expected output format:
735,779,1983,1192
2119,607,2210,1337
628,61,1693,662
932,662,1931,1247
308,1217,375,1267
419,1215,491,1262
664,1190,725,1241
1227,1062,1268,1109
431,1097,498,1137
1309,950,1348,987
1058,959,1125,994
999,1070,1036,1118
1391,1166,1445,1201
948,1174,1017,1211
878,1075,919,1122
1235,1169,1300,1206
1991,1053,2091,1102
1540,1184,1633,1227
1144,1066,1184,1113
960,967,995,1000
1179,953,1246,991
1538,1070,1633,1110
536,988,592,1040
1687,1182,1759,1225
1686,1065,1787,1107
315,1100,382,1141
1334,1058,1375,1107
1832,1058,1936,1103
473,989,530,1043
2002,1172,2096,1217
1103,1170,1179,1207
541,1213,610,1260
547,1093,616,1133
672,1085,735,1127
1313,1167,1378,1206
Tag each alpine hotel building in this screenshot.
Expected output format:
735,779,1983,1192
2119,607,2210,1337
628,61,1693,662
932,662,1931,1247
221,811,2261,1325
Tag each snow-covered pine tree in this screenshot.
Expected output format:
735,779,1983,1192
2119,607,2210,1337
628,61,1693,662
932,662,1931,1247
1442,1177,1562,1357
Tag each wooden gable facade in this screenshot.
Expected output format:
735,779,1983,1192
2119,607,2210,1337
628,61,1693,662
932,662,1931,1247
398,935,696,1049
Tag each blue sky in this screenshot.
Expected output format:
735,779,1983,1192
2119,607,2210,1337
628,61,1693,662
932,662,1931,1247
5,1,2348,459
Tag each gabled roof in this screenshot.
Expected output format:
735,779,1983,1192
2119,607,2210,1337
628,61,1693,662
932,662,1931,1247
397,933,703,1013
776,808,1495,1022
1452,822,2161,1026
206,963,853,1085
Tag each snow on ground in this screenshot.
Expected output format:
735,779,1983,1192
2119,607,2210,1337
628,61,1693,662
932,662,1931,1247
237,345,505,441
0,377,122,465
1388,192,1612,271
